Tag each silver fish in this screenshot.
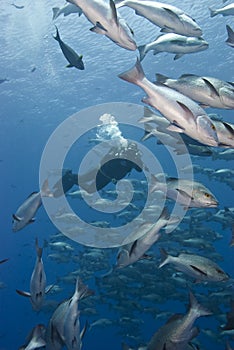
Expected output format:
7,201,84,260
67,0,136,51
16,239,47,311
12,179,53,232
52,3,82,20
147,291,211,350
116,208,179,268
63,278,92,350
226,25,234,48
155,73,234,109
138,33,208,61
20,324,46,350
114,0,202,37
209,4,234,17
159,248,229,283
150,175,218,209
118,59,219,147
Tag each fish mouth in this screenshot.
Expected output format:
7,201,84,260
206,201,219,207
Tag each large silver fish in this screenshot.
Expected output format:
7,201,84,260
67,0,136,50
146,291,211,350
116,208,179,268
16,239,47,311
209,4,234,17
114,0,202,37
118,59,219,147
19,324,46,350
12,180,53,232
150,175,218,209
46,278,93,350
138,33,208,61
159,248,229,283
155,73,234,109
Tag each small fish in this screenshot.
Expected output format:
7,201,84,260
0,78,9,84
209,4,234,17
67,0,136,51
12,179,53,232
150,175,218,209
0,258,9,264
118,59,219,147
52,3,82,20
11,3,24,9
16,238,49,311
114,0,202,37
53,26,84,70
155,73,234,109
19,324,46,350
138,33,208,61
226,25,234,48
159,248,229,283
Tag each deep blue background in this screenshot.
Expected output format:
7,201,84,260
0,0,234,349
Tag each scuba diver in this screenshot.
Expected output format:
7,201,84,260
52,141,144,197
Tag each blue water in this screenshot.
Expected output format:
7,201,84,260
0,0,234,349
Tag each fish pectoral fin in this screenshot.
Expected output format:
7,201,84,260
80,320,88,340
66,63,74,68
129,239,138,257
160,25,174,34
176,188,193,200
202,78,220,97
16,289,31,298
109,0,118,25
174,53,184,60
12,214,22,222
190,264,207,275
90,22,108,34
29,218,36,223
199,103,210,108
167,122,185,133
176,101,195,120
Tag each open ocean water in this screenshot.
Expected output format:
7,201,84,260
0,0,234,349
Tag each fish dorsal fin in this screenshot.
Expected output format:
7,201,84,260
180,73,198,78
202,78,220,97
190,264,207,275
109,0,118,25
222,121,234,135
155,73,169,84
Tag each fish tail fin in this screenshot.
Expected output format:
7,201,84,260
53,25,60,41
209,7,217,17
226,25,234,43
158,247,170,268
52,7,60,20
35,237,43,260
76,278,94,300
138,45,147,61
155,73,169,84
141,124,154,142
41,179,54,198
118,59,145,85
189,290,212,318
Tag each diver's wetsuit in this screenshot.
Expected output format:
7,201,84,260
53,142,144,196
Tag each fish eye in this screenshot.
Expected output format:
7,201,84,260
204,193,211,198
211,124,216,130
